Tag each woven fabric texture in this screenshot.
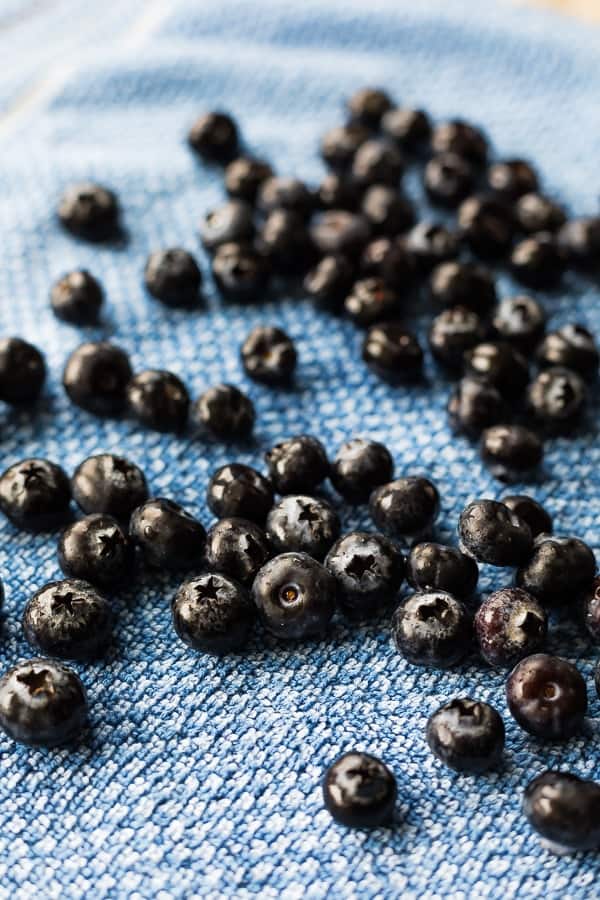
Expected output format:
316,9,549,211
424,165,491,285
0,1,599,897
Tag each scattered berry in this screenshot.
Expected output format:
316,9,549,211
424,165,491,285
523,771,600,853
188,111,238,163
72,454,148,521
501,495,552,538
516,534,596,608
474,587,547,667
193,384,255,440
392,590,470,668
265,435,329,495
130,498,205,570
50,270,103,324
126,369,190,432
480,424,544,481
325,531,404,618
362,322,423,383
458,499,533,567
329,437,394,503
426,698,505,772
206,464,273,524
252,552,337,639
447,377,507,437
58,514,133,588
0,337,46,405
23,579,112,660
506,653,587,739
369,476,439,543
172,574,254,654
241,325,297,385
63,341,132,416
144,249,202,307
58,182,119,241
407,542,478,599
0,458,71,532
204,518,271,586
323,751,397,828
266,495,340,560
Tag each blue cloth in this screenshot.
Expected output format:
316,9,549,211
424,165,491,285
0,1,599,896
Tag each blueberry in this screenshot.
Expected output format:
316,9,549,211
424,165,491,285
265,435,329,495
72,454,148,521
224,156,273,204
501,495,552,538
58,514,133,588
310,211,371,258
557,217,600,269
351,139,404,188
431,120,488,166
426,698,505,772
130,498,205,570
474,588,547,667
582,576,600,643
303,254,355,309
391,591,470,668
50,270,103,324
187,111,238,163
329,437,394,503
510,233,564,289
523,771,600,853
172,574,254,654
0,337,46,405
407,543,478,599
458,499,533,567
316,173,362,211
325,531,404,618
506,653,587,739
381,107,431,152
207,464,274,524
458,194,516,259
490,295,546,353
370,477,439,544
320,123,370,171
211,242,270,302
447,377,507,437
323,751,397,828
515,193,566,235
463,342,529,398
405,223,459,272
344,278,400,327
362,322,423,383
200,200,255,253
360,237,416,290
63,341,132,416
241,325,297,385
347,87,393,127
0,458,71,532
0,658,87,747
429,262,497,314
360,185,415,235
58,182,119,241
429,309,488,371
424,153,475,208
23,579,112,660
486,159,538,199
516,534,596,608
204,518,271,586
126,369,190,432
536,324,599,379
257,176,314,220
480,424,544,481
144,249,202,308
252,552,337,640
193,384,255,440
266,495,340,561
527,367,586,434
257,209,316,275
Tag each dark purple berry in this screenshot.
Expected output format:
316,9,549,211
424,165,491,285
490,295,546,353
188,111,238,163
474,588,547,667
266,495,340,561
405,223,459,272
72,454,148,521
193,384,254,440
211,242,270,302
204,518,271,586
224,156,273,204
130,498,205,570
63,341,132,416
391,591,470,668
126,369,190,432
429,262,497,314
310,211,371,258
323,752,397,828
0,458,71,532
506,654,587,739
429,308,488,371
523,771,600,853
511,233,564,289
344,278,400,327
58,182,119,241
361,185,414,235
360,237,416,290
206,464,273,524
463,342,529,398
257,176,314,220
23,579,112,660
527,367,586,434
426,698,505,772
487,159,538,199
458,499,533,567
200,201,255,253
536,324,599,379
51,270,103,324
172,574,254,654
557,217,600,269
304,255,355,309
351,139,404,188
320,123,370,171
362,322,423,383
381,107,431,152
515,193,566,235
447,377,507,437
347,87,393,127
369,477,439,544
424,153,475,208
480,424,544,481
516,534,596,608
431,120,488,166
241,325,297,385
458,194,515,259
329,437,394,503
144,249,202,308
258,209,316,275
58,514,133,588
501,495,552,538
407,542,478,599
265,435,329,495
0,338,46,405
325,531,404,618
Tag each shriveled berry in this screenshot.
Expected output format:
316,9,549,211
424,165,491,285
458,194,515,258
511,233,564,289
381,107,431,152
463,342,529,398
490,295,546,352
516,534,596,608
475,588,547,667
431,120,488,166
527,367,586,433
480,424,544,481
58,514,133,588
501,495,552,538
204,518,271,586
447,377,507,437
424,153,475,208
487,159,538,199
362,322,423,383
72,454,148,521
188,111,238,163
407,543,478,599
347,87,393,127
23,579,112,660
265,435,329,495
426,698,505,772
51,270,103,324
172,574,254,654
523,771,600,853
193,384,254,440
212,242,270,302
329,437,393,503
515,193,566,235
429,262,497,314
506,653,587,739
224,156,273,204
144,249,202,308
58,182,119,241
458,499,533,567
200,200,255,253
63,341,132,416
127,369,190,432
206,464,273,524
323,752,397,828
429,308,488,371
130,498,205,570
0,458,71,532
266,495,340,561
392,590,470,668
344,278,400,327
369,477,439,543
325,531,404,618
241,325,297,385
536,324,599,379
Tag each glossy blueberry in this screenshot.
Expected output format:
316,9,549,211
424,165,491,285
487,159,538,199
241,325,297,385
405,223,459,272
480,424,544,481
474,588,547,667
126,369,190,432
511,233,564,289
536,324,599,379
206,464,274,524
72,454,148,521
351,139,404,188
310,211,371,258
58,514,133,588
130,498,206,570
458,194,516,258
516,534,596,608
329,437,394,503
344,278,400,327
347,87,393,127
0,337,46,405
323,751,397,828
381,107,431,152
320,123,370,171
316,173,362,211
224,156,273,204
58,182,120,241
424,153,475,208
304,254,355,309
429,261,497,314
187,111,238,163
63,341,132,415
557,217,600,269
506,654,587,739
527,367,586,433
211,242,270,302
204,518,271,586
490,295,546,352
360,237,416,290
362,322,423,384
392,590,470,668
458,499,533,567
582,576,600,643
369,476,439,543
447,377,507,437
501,495,552,538
426,698,505,772
360,185,415,235
257,209,316,275
265,435,329,495
515,193,566,235
431,120,488,166
257,176,314,220
252,552,337,640
325,531,404,618
23,578,112,660
429,309,488,371
407,543,478,599
0,458,71,532
144,249,202,308
0,658,87,747
200,200,255,253
50,270,103,324
193,384,255,440
172,574,254,654
523,771,600,853
266,495,340,561
463,342,529,398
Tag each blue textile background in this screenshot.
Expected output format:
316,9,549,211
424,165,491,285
0,1,599,897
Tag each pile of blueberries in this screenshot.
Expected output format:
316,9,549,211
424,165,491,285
0,86,599,856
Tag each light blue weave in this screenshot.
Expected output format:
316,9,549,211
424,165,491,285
0,1,599,897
